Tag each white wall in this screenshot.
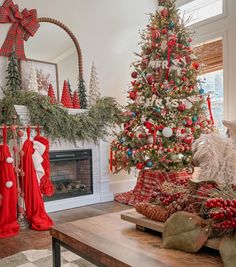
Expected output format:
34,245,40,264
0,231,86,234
54,0,157,193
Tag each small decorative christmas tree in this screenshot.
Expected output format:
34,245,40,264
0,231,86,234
61,80,73,108
28,62,38,92
67,79,73,99
47,84,57,104
78,79,87,109
88,61,101,107
5,51,21,96
72,90,81,109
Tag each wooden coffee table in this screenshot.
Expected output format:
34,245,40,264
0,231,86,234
50,211,223,267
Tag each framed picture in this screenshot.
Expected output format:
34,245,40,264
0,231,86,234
20,59,59,100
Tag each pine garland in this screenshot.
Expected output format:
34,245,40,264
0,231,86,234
0,89,119,143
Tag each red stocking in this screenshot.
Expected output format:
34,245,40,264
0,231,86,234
0,126,19,238
34,126,54,196
23,127,53,231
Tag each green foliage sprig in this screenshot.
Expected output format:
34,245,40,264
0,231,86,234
0,89,120,143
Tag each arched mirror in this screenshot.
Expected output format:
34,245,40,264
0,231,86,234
0,18,83,100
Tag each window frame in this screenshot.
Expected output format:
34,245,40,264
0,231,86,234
177,0,227,29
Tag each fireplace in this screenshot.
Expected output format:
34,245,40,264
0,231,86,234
44,149,93,202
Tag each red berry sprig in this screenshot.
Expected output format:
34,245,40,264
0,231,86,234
205,198,236,209
213,218,236,230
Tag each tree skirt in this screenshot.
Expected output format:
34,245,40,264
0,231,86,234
0,249,96,267
114,170,191,206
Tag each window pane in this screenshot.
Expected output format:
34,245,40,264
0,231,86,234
179,0,223,26
201,70,224,134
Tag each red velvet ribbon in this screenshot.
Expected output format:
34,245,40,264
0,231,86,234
114,151,118,172
0,0,40,59
109,148,113,172
207,95,214,125
166,37,177,80
153,126,164,144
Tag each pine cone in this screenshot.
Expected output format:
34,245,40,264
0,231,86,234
135,203,169,222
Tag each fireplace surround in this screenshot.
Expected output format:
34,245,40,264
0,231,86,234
15,105,115,213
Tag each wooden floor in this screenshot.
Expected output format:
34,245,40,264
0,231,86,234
0,201,131,259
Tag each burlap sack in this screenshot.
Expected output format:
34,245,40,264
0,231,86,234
219,234,236,267
162,211,210,253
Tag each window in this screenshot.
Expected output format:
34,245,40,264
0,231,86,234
195,40,224,134
179,0,223,26
201,70,224,134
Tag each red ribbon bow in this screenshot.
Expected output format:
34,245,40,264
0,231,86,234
166,34,177,80
0,0,40,59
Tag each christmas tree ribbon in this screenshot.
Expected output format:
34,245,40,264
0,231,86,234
207,95,214,125
166,34,177,80
0,0,40,60
109,147,113,172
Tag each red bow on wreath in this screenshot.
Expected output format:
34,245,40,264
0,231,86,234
0,0,40,60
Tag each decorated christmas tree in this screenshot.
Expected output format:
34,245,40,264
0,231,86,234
5,51,21,96
78,79,88,109
110,0,213,173
67,79,73,99
88,61,101,107
28,62,38,92
61,80,73,108
47,84,57,104
72,90,81,109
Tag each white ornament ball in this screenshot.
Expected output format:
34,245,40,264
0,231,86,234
6,181,13,188
171,153,184,162
146,135,154,144
6,157,14,164
185,101,193,110
162,127,173,138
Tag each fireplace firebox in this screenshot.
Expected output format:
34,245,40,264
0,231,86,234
44,150,93,202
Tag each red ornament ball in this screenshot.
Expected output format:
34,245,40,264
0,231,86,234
186,119,193,126
161,8,169,17
146,74,155,85
192,62,200,70
185,56,191,64
184,136,194,144
136,162,144,170
178,104,186,111
161,28,168,34
17,130,24,138
131,71,138,79
129,91,137,100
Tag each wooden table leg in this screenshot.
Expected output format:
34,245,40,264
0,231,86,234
52,237,61,267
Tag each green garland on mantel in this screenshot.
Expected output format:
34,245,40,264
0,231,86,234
0,89,120,143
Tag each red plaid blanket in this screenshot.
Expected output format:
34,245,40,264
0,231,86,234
114,170,191,206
